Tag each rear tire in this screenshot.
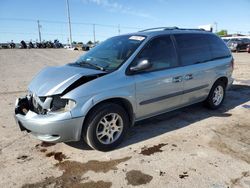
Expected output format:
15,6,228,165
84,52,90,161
83,103,129,151
205,81,226,109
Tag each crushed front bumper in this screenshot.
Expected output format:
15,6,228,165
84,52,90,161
14,97,84,143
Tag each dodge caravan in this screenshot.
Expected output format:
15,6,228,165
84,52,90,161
15,27,234,151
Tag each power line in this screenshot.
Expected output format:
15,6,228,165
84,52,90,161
0,31,113,38
1,17,249,33
0,18,35,22
0,17,143,30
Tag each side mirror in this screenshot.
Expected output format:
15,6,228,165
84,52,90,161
130,59,152,72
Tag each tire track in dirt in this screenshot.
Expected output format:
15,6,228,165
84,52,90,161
209,123,250,164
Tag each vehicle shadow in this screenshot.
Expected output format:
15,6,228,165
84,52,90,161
66,84,250,150
66,139,92,150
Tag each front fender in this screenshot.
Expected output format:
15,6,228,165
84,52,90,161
67,88,136,118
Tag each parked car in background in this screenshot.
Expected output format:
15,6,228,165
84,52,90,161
82,44,90,51
20,40,27,49
227,38,250,52
15,27,234,151
222,38,230,44
0,43,9,49
10,40,16,48
28,41,34,48
54,40,63,48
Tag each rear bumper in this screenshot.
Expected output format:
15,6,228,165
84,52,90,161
14,97,84,143
227,77,234,90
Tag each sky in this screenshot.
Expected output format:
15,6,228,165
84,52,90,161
0,0,250,43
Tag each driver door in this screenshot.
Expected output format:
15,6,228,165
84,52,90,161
131,35,184,119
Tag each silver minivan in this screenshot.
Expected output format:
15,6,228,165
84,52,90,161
15,27,234,151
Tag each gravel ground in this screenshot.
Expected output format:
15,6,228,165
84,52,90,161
0,49,249,188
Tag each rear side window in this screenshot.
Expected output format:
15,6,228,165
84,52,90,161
135,35,178,71
174,34,212,66
207,35,231,59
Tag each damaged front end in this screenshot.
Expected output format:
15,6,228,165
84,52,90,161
14,65,106,143
15,94,76,116
14,93,82,142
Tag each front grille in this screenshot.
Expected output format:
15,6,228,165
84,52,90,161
30,95,47,114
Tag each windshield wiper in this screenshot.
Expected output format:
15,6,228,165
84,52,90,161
77,61,105,71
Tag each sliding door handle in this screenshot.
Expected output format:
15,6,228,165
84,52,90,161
184,74,193,80
173,76,183,83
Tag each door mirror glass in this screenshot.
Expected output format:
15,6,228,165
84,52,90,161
130,59,152,72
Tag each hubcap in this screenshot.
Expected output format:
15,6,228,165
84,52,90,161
212,85,224,106
96,113,123,145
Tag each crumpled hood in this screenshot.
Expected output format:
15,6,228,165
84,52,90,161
28,65,104,96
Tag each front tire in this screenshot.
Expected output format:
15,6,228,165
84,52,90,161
83,103,129,151
205,81,226,109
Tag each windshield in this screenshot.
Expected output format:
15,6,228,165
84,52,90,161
74,35,146,71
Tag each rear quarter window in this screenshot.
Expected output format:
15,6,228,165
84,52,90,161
207,35,231,59
174,34,212,66
174,33,231,67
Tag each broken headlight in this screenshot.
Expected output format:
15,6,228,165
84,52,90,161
50,95,76,113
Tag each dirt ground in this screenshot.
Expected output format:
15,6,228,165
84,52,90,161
0,49,249,188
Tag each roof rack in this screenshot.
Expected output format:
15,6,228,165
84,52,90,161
139,27,205,32
139,27,179,32
178,28,206,31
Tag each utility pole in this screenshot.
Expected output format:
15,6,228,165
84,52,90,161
214,22,218,33
118,24,121,35
66,0,72,47
37,20,42,43
93,24,96,44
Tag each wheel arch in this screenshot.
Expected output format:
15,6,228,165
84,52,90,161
214,76,228,87
84,97,135,128
205,76,228,100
